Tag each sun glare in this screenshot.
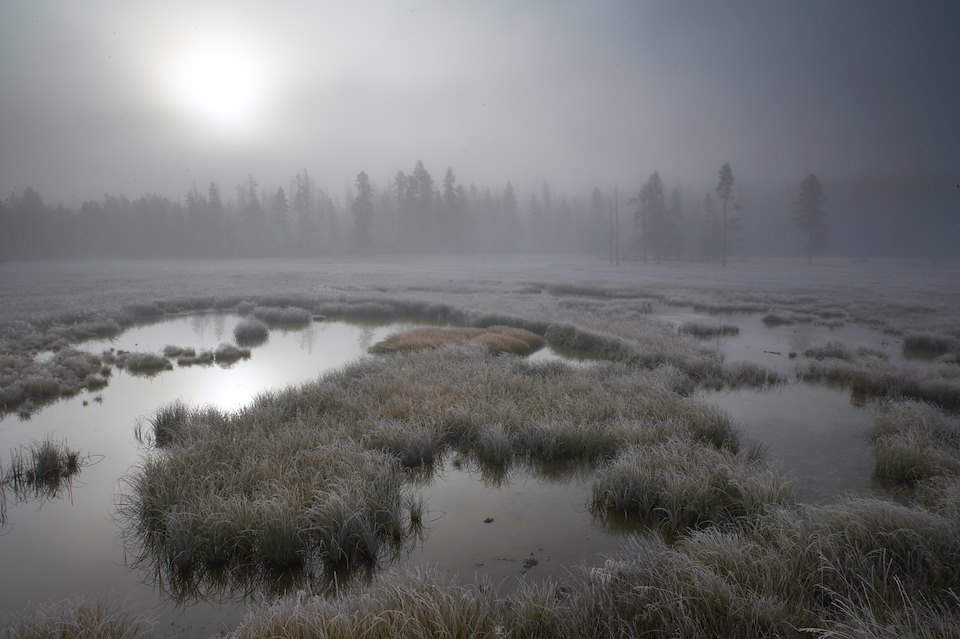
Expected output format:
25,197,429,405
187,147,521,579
167,40,267,135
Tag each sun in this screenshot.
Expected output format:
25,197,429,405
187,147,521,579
167,40,267,135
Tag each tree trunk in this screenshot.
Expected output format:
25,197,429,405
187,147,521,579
721,201,728,267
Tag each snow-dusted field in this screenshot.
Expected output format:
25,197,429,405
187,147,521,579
1,255,959,637
2,255,959,327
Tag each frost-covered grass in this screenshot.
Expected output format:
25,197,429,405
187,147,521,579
1,596,153,639
176,350,214,367
799,357,960,410
118,347,745,587
370,325,544,356
803,340,888,362
222,493,960,639
869,401,960,483
0,349,104,415
232,318,269,345
161,345,194,358
212,343,250,364
678,321,740,338
115,352,172,375
3,257,960,636
591,438,794,530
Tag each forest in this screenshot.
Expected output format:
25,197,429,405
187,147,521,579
2,162,956,262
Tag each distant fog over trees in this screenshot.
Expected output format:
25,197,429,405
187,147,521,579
0,162,957,261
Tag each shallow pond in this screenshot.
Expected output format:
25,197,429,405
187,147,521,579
653,304,915,375
0,315,614,634
0,310,887,635
700,384,878,503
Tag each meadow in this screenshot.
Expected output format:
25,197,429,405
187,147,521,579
1,256,959,638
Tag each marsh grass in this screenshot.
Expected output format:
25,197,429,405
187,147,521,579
804,341,888,362
678,322,740,338
228,569,499,639
762,313,794,326
800,357,960,410
0,349,105,416
869,401,960,483
3,437,86,503
1,597,153,639
213,343,251,365
135,401,195,447
119,348,744,596
232,318,269,346
161,345,194,358
370,326,545,356
116,352,172,375
119,403,409,594
224,491,960,639
176,350,214,367
591,438,795,530
904,332,959,354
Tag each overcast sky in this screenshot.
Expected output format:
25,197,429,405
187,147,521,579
1,0,958,203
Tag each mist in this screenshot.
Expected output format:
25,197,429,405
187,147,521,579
1,0,958,260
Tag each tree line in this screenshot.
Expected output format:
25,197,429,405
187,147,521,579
4,157,923,264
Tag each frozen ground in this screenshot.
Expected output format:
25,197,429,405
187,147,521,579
2,255,959,329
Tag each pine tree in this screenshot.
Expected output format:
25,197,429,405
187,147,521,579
715,163,737,266
352,171,374,250
793,173,827,265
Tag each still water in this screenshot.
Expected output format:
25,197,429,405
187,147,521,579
0,311,879,635
0,315,616,635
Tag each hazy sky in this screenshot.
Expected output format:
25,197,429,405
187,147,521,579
1,0,958,203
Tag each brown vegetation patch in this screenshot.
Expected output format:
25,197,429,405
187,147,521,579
371,326,544,356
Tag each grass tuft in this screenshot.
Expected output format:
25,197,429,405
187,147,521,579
233,318,269,346
679,322,740,338
4,437,86,502
162,345,195,358
213,343,251,365
869,400,960,483
2,596,153,639
117,352,172,375
591,438,795,530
